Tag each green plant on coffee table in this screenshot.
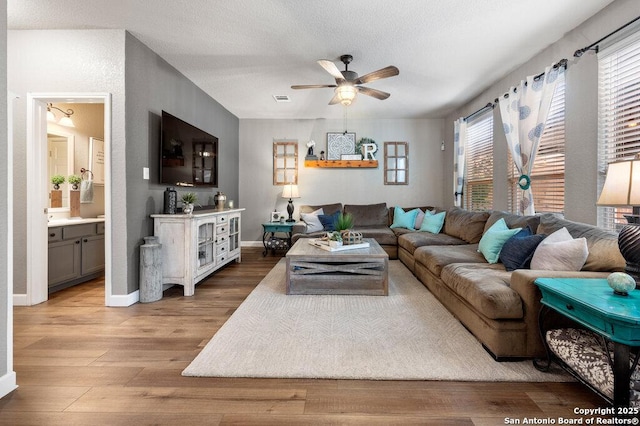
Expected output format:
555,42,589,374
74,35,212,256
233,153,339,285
328,231,342,242
181,192,198,204
334,212,354,232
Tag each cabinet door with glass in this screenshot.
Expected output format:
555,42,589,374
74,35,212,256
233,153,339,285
228,212,241,260
197,219,216,271
384,142,409,185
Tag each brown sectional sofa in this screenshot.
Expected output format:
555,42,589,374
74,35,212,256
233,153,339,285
291,202,626,360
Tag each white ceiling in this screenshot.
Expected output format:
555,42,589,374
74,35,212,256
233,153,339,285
8,0,614,120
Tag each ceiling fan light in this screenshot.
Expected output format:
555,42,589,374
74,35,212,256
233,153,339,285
335,84,357,106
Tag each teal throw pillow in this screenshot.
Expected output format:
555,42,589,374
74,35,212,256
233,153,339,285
390,207,419,229
478,218,522,264
419,211,446,234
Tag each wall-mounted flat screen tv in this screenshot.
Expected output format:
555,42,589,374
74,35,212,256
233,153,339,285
160,110,218,187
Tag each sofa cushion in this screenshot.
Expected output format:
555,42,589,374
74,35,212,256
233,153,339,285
484,211,541,235
390,206,419,229
440,263,523,320
478,218,522,264
499,226,546,271
344,203,389,227
444,207,490,243
419,211,446,234
300,208,324,233
300,203,342,216
530,227,589,271
388,206,435,227
397,232,467,255
414,244,485,278
537,214,625,272
353,225,398,246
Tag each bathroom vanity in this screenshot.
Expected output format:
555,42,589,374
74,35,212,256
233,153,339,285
47,218,105,292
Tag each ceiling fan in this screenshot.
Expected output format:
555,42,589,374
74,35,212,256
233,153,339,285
291,54,399,106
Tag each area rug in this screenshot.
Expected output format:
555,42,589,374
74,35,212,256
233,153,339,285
183,260,568,381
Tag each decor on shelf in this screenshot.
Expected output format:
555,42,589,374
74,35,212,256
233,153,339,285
282,184,300,223
305,140,317,160
51,174,65,190
356,137,378,160
214,191,226,210
163,187,178,214
597,154,640,286
327,132,356,160
47,103,75,127
68,174,81,190
181,192,198,215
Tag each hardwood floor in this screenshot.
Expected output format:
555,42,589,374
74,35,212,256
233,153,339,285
2,248,605,425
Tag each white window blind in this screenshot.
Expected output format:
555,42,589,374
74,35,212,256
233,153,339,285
508,74,566,214
598,32,640,230
464,111,493,211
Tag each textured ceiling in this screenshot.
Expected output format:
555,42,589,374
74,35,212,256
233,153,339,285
8,0,614,119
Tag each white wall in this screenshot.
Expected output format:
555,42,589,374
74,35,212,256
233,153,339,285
239,118,444,241
442,0,638,225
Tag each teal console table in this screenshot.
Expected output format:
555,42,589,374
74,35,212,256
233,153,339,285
261,222,294,256
535,277,640,408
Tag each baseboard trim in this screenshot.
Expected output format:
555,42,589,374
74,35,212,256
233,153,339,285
0,371,18,398
12,294,27,306
242,241,262,248
107,290,139,307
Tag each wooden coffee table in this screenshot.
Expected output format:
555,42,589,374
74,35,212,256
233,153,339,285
285,238,389,296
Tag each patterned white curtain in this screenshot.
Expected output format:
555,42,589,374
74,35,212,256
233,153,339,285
453,118,467,207
499,63,564,215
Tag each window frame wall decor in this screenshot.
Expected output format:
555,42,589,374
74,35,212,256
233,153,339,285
384,141,409,185
326,132,356,160
273,140,298,186
597,31,640,231
508,73,566,215
464,110,494,211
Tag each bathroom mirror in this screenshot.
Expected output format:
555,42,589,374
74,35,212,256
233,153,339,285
47,130,75,210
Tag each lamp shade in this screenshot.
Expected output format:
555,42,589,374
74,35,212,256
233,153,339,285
335,84,357,106
282,184,300,199
597,158,640,206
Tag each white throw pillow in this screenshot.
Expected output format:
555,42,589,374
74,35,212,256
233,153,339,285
300,208,324,233
530,227,588,271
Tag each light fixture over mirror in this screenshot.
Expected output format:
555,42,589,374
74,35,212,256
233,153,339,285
47,103,75,128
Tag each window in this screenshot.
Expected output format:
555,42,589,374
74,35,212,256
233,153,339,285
597,32,640,230
384,142,409,185
273,141,298,185
464,111,493,210
508,74,566,214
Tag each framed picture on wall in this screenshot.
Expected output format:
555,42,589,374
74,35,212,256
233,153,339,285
327,132,356,160
89,137,105,185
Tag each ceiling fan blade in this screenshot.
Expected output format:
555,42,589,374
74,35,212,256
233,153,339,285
357,86,390,100
291,84,337,89
318,60,346,83
354,66,399,85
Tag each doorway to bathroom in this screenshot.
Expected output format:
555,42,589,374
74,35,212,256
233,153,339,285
25,93,112,306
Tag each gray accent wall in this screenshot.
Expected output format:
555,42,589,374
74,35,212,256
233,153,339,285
442,0,638,225
124,33,239,294
239,118,444,241
8,29,239,298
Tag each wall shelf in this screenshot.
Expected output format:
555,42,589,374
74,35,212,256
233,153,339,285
304,160,378,168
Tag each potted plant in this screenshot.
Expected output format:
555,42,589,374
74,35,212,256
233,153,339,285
327,231,343,248
334,212,354,232
51,174,65,190
68,174,82,190
181,192,197,215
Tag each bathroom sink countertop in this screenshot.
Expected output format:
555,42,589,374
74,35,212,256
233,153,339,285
48,217,105,228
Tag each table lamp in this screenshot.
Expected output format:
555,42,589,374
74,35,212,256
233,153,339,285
597,155,640,285
282,184,300,223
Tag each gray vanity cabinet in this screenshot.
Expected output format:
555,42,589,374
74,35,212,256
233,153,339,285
48,222,105,291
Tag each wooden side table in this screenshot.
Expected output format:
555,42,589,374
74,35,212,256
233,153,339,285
261,222,294,256
535,277,640,408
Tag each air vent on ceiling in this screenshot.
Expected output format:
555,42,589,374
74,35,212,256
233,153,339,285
273,95,291,103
